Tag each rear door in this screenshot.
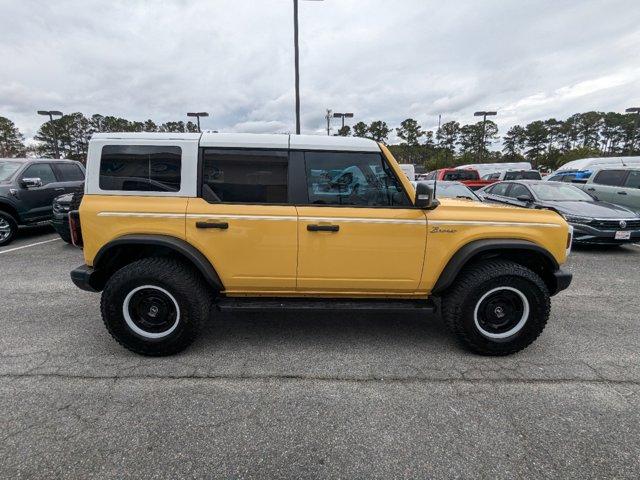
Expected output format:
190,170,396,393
480,182,511,204
585,170,627,203
295,149,426,294
52,162,85,194
18,162,63,221
185,147,298,294
620,170,640,213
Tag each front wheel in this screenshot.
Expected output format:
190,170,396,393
441,260,550,356
101,257,212,356
0,212,18,247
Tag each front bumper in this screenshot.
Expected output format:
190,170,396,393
70,265,102,292
550,268,572,295
571,223,640,245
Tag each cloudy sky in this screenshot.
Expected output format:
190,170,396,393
1,0,639,142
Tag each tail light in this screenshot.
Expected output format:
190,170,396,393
69,210,83,248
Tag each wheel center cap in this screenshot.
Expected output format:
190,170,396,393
494,306,506,318
148,305,159,318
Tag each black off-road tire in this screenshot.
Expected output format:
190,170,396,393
0,211,18,247
101,257,212,356
441,260,550,356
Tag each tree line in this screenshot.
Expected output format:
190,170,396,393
1,110,638,171
0,113,200,161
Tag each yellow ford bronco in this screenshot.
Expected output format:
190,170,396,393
70,132,572,356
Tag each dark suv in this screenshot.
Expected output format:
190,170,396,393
0,158,85,246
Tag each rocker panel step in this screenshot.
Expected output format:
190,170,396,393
216,297,436,313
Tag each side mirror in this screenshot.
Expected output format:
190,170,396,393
415,182,439,210
21,177,42,189
516,195,533,204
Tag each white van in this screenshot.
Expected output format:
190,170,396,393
398,163,416,181
555,156,640,172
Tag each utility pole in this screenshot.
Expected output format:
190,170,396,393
325,109,332,135
473,110,497,162
37,110,63,159
626,107,640,155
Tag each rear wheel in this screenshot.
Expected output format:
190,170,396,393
0,212,18,247
101,257,211,356
442,260,550,355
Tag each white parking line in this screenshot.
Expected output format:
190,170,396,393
0,238,61,254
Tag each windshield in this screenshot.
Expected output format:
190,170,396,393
0,161,21,181
436,183,479,200
443,170,478,181
416,181,479,201
504,170,541,180
530,183,593,201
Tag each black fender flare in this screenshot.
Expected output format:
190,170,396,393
0,198,21,222
431,239,559,294
94,234,224,291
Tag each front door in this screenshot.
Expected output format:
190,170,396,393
295,150,427,295
19,162,63,221
186,148,298,294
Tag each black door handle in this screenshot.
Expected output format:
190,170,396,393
196,221,229,229
307,224,339,232
587,188,595,191
617,191,628,195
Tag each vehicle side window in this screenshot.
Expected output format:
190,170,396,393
593,170,627,187
201,149,288,204
54,163,85,181
507,183,532,199
489,182,509,196
561,175,575,182
21,163,57,186
623,170,640,189
100,145,182,192
303,151,410,207
425,171,435,180
100,145,181,192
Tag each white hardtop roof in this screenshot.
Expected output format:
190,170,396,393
92,132,202,141
91,132,380,152
556,156,640,171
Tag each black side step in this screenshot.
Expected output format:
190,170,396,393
216,297,436,313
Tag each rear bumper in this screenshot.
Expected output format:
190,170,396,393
550,268,572,295
70,265,102,292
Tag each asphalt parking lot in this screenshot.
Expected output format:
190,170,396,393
1,228,639,479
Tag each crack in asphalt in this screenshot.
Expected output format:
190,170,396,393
1,372,639,386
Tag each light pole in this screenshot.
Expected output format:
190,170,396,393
473,110,497,162
293,0,323,135
333,112,354,131
187,112,209,133
37,110,63,159
626,107,640,156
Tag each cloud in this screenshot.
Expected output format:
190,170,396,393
0,0,638,142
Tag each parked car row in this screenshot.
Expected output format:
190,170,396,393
476,180,640,245
0,158,85,246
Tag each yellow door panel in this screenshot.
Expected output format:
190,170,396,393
296,206,427,293
185,198,297,292
80,195,188,266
